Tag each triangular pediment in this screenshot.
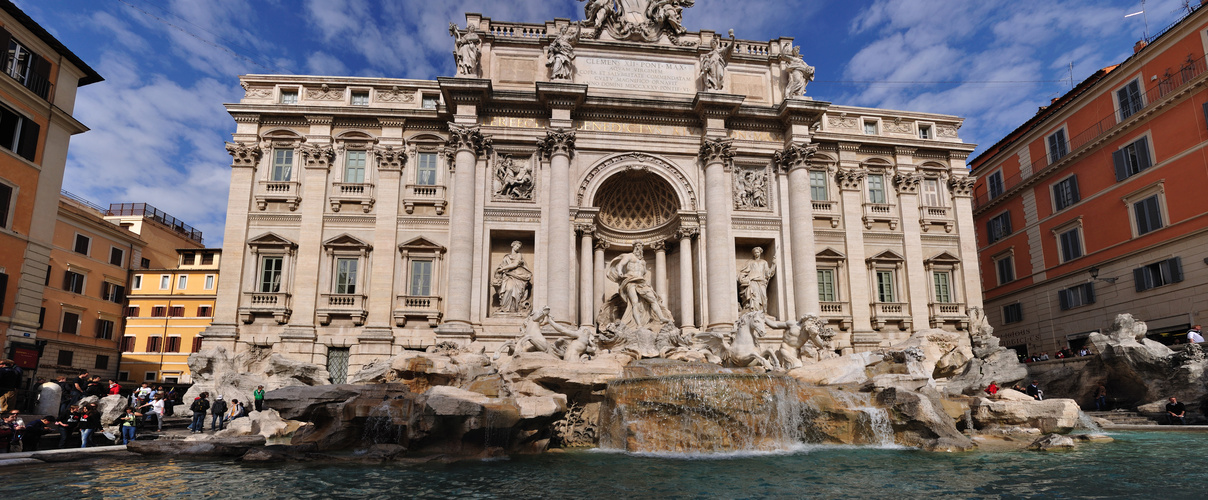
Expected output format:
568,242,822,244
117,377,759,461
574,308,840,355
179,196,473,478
816,247,846,260
399,236,445,253
867,249,905,263
247,232,296,249
323,233,372,250
926,251,961,265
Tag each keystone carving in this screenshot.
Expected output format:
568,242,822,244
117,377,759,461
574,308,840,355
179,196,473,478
537,128,577,159
225,142,262,167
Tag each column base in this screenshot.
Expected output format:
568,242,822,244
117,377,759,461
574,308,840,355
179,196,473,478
707,322,735,332
201,323,239,339
358,326,394,342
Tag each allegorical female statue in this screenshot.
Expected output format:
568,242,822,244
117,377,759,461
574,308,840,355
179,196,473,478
492,241,532,314
780,45,815,97
699,32,734,91
545,24,579,81
737,247,775,312
449,22,482,77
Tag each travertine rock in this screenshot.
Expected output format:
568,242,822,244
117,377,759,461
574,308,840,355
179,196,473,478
1027,433,1076,451
944,348,1028,397
214,409,309,441
182,347,331,416
128,435,267,456
98,395,129,433
873,386,976,452
969,397,1081,433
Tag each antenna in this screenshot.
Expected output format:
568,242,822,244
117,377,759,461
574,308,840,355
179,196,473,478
1125,0,1150,41
1069,62,1074,90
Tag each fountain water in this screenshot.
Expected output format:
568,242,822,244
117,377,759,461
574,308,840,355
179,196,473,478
360,398,406,446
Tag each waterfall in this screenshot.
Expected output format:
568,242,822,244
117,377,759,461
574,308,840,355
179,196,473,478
1076,410,1103,432
854,407,895,446
361,399,405,446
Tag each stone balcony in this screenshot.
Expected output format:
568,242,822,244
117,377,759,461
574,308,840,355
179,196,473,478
870,301,911,331
403,184,447,215
329,183,376,213
255,180,302,211
929,302,968,329
394,295,443,327
862,203,899,229
317,293,368,326
238,291,291,324
812,200,840,228
919,205,955,233
819,301,853,331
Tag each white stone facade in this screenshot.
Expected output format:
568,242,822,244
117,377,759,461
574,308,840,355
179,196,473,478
202,13,981,378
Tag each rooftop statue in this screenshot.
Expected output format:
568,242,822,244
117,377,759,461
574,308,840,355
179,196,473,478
779,45,815,98
580,0,696,44
449,22,482,77
545,24,580,81
700,32,735,91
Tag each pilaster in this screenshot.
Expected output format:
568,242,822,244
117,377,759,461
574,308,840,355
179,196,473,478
775,142,820,317
363,142,407,335
438,123,492,337
203,142,263,345
948,152,982,309
285,142,335,341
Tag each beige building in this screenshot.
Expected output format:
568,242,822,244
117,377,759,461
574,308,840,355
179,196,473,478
204,9,981,380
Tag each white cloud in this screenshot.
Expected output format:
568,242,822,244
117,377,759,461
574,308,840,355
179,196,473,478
305,51,349,76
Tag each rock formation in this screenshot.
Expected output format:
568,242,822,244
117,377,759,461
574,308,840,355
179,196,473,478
182,346,331,415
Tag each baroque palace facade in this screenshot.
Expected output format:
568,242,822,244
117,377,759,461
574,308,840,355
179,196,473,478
204,7,981,378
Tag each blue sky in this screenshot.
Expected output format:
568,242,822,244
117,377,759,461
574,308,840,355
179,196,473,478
16,0,1189,247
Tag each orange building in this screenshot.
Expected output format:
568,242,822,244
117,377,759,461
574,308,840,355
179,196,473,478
0,1,102,380
970,6,1208,355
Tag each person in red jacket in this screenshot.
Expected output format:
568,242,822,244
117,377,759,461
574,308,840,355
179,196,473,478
108,380,121,395
984,381,999,396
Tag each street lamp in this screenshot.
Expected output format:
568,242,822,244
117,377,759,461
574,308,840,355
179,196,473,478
1089,267,1118,284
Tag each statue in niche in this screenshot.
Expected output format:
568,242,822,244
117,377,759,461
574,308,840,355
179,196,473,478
733,169,768,209
545,24,579,81
492,241,532,314
765,314,837,369
606,242,674,330
449,23,482,77
493,306,556,360
779,45,815,98
699,31,735,91
494,154,534,200
737,247,775,312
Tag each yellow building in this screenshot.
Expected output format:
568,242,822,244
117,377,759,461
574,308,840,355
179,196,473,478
119,248,219,385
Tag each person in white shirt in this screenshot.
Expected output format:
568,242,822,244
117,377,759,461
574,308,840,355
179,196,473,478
139,394,166,432
1188,325,1204,344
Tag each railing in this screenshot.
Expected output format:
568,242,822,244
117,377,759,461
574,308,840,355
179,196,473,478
864,203,893,215
872,302,907,315
812,200,836,213
106,201,204,243
245,292,290,307
974,50,1208,212
489,23,546,39
396,295,442,311
61,190,108,213
733,41,770,57
921,206,950,218
261,181,299,194
819,301,848,315
334,182,373,196
405,184,445,198
930,302,964,316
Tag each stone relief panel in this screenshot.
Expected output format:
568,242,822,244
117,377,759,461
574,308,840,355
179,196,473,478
305,84,343,101
827,114,859,131
733,166,770,211
492,153,535,201
376,87,416,103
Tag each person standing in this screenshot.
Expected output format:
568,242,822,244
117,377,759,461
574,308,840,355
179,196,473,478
22,416,55,451
253,386,265,412
78,403,101,448
188,393,209,434
1187,326,1204,344
115,407,141,445
209,396,228,432
1166,397,1187,425
1095,385,1108,411
139,394,166,432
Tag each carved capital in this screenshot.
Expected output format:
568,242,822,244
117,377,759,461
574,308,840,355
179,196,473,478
298,144,335,169
835,167,867,191
537,128,576,159
445,123,493,156
674,225,699,240
773,142,818,172
892,172,923,194
593,239,610,251
575,221,596,235
374,145,407,171
948,176,976,197
649,239,667,252
225,142,262,168
698,137,735,166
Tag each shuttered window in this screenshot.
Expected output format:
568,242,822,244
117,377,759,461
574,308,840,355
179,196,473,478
1058,283,1095,310
1112,137,1152,181
987,211,1012,243
1052,175,1080,211
1058,228,1082,262
1047,129,1069,163
1133,195,1163,235
1117,80,1143,120
1133,257,1184,292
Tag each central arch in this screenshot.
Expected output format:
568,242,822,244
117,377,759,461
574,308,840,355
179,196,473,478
593,169,681,246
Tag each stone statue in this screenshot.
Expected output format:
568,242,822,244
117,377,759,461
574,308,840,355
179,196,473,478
494,154,534,200
581,0,695,43
646,0,689,35
779,45,815,98
696,310,775,370
492,241,533,314
449,23,482,77
493,306,556,360
579,0,615,32
547,318,597,362
765,314,836,369
700,32,735,91
737,247,775,312
606,242,674,330
545,24,579,81
734,169,768,209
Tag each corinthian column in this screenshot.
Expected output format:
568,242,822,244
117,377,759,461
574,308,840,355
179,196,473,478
577,222,595,327
538,129,576,322
652,240,668,303
699,138,739,330
774,143,820,318
675,225,697,328
437,123,491,335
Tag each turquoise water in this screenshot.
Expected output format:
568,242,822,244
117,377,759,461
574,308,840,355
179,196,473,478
3,431,1206,499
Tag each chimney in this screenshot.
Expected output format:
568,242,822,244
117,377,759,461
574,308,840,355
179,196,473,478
1051,98,1060,104
1134,40,1148,53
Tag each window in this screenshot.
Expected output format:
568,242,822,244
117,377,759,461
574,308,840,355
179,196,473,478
0,182,12,229
57,350,74,366
260,256,283,292
144,371,157,381
101,282,125,303
1134,257,1184,292
932,271,952,303
1003,303,1023,324
922,178,943,207
280,89,298,104
118,371,130,382
994,254,1015,285
863,120,877,135
986,211,1012,243
204,275,215,290
133,275,143,290
1052,176,1080,211
38,307,44,328
61,311,80,334
63,271,85,294
169,306,185,317
73,234,91,255
1047,129,1069,163
44,266,50,285
351,91,369,106
96,319,114,340
1057,227,1083,262
140,257,150,268
1112,137,1152,181
0,272,6,316
192,336,204,353
1058,283,1095,310
416,152,438,186
334,257,358,294
1116,79,1143,120
151,306,167,318
809,170,828,201
817,269,836,302
94,355,109,370
987,171,1004,199
197,305,212,317
271,148,293,182
410,259,433,296
201,252,215,265
182,252,196,265
147,336,163,353
875,270,896,302
422,95,439,109
166,337,181,353
866,174,886,204
177,275,188,289
1133,194,1163,235
4,37,51,99
120,336,136,352
918,124,932,139
109,247,125,267
0,104,40,161
344,150,367,183
159,275,170,290
125,306,139,317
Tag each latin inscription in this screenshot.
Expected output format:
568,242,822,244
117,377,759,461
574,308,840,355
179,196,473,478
576,56,696,94
480,116,782,143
